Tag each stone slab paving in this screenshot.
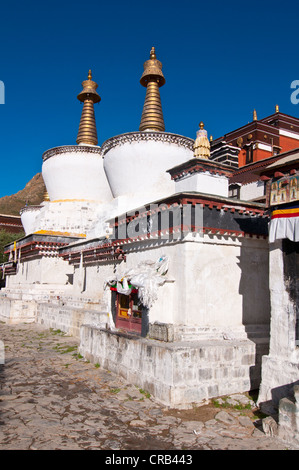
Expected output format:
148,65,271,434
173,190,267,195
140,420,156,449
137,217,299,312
0,322,295,451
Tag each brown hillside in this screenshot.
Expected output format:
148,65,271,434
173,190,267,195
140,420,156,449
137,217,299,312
0,173,46,216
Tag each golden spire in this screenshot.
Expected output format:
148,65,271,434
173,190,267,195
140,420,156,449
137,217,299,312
76,70,101,146
193,122,210,159
275,104,279,113
139,47,166,132
253,109,257,121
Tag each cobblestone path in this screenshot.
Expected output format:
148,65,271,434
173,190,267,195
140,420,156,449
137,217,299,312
0,322,294,451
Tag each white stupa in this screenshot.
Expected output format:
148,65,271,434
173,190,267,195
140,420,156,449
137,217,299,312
21,70,112,238
22,49,194,240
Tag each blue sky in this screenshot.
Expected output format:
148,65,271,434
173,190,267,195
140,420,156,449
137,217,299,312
0,0,299,198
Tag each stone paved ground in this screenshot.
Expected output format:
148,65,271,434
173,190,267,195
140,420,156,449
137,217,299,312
0,322,296,451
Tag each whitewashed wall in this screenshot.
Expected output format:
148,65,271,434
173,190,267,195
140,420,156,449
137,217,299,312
21,207,42,235
6,257,73,287
175,172,229,197
42,148,112,203
240,180,265,201
73,235,270,336
258,240,299,410
103,138,193,205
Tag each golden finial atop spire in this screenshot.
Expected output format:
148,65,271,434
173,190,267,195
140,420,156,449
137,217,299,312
253,109,257,121
194,122,210,159
139,47,165,132
150,47,156,59
76,70,101,146
275,104,279,113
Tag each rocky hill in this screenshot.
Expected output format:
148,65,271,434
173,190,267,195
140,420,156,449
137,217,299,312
0,173,46,216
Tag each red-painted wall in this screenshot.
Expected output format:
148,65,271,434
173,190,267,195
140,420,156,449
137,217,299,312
279,135,299,153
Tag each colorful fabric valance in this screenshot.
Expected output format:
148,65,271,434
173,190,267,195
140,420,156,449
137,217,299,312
269,204,299,243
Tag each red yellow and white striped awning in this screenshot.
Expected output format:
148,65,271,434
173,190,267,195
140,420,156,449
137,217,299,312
269,204,299,243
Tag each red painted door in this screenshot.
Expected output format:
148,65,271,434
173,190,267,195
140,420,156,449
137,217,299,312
116,292,142,334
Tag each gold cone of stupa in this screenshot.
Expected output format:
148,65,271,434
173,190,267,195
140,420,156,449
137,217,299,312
139,47,165,132
76,70,101,146
193,122,210,159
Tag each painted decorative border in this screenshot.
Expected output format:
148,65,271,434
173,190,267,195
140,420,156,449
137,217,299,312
20,205,42,215
101,132,195,156
42,134,195,162
42,145,102,162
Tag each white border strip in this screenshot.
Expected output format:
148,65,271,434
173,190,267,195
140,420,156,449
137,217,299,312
279,129,299,140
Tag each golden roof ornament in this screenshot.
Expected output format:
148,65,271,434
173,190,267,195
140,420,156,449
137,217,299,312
275,104,279,113
76,70,101,146
139,47,165,132
253,109,257,121
193,122,210,159
43,190,50,202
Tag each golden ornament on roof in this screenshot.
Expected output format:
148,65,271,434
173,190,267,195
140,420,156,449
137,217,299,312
139,47,165,132
140,47,166,88
193,122,210,159
76,70,101,146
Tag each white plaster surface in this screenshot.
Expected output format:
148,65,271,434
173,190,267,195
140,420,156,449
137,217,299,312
87,193,166,240
21,207,41,235
28,200,106,237
258,240,299,408
5,257,73,287
42,148,112,202
2,234,270,340
240,180,265,201
103,139,192,202
71,235,270,335
175,172,229,197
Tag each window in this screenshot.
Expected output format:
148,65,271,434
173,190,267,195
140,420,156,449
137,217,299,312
246,145,253,164
229,184,240,199
273,147,280,156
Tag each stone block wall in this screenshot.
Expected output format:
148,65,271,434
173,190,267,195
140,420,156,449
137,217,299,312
0,296,37,324
79,324,258,408
278,385,299,447
37,301,109,339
